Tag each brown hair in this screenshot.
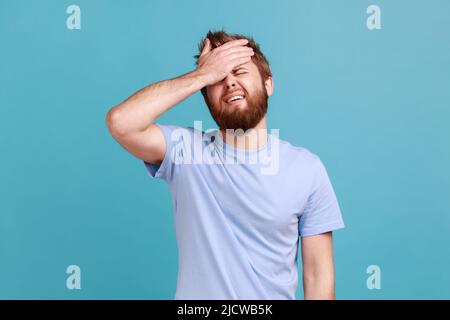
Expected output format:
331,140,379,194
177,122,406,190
194,29,272,100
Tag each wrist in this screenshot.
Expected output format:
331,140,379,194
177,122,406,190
191,69,209,88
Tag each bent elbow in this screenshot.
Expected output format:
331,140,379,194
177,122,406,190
106,108,126,137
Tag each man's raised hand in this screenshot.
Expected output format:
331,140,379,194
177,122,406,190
196,38,254,86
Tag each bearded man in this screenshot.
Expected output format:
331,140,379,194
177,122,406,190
106,30,345,300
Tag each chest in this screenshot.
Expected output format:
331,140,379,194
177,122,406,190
183,162,311,236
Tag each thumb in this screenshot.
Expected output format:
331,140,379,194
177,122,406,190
200,38,211,56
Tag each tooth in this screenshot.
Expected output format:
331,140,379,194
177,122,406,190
226,95,244,103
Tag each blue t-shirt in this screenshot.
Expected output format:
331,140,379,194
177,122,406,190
144,123,345,299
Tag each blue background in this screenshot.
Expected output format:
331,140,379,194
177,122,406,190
1,0,449,299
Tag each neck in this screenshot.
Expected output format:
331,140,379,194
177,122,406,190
219,117,268,151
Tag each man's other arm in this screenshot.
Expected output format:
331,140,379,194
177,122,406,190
301,231,336,300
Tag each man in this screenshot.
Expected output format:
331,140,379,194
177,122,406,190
106,30,345,300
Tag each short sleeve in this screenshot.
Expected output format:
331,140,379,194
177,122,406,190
298,157,345,237
143,123,192,183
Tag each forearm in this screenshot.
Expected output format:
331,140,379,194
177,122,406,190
303,272,335,300
107,69,207,135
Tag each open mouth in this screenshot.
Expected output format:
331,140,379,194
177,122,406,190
225,95,246,105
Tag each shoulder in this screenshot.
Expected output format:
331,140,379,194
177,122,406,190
154,124,197,145
275,135,321,166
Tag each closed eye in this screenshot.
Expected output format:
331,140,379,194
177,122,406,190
233,67,248,75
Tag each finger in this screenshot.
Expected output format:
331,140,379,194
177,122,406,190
225,50,254,63
217,38,249,51
230,56,253,68
223,46,253,57
200,38,211,56
221,44,253,54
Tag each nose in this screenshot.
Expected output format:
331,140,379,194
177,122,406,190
224,73,237,89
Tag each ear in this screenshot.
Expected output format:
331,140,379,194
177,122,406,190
264,76,274,97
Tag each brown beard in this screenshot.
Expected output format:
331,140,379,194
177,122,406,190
205,82,268,132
